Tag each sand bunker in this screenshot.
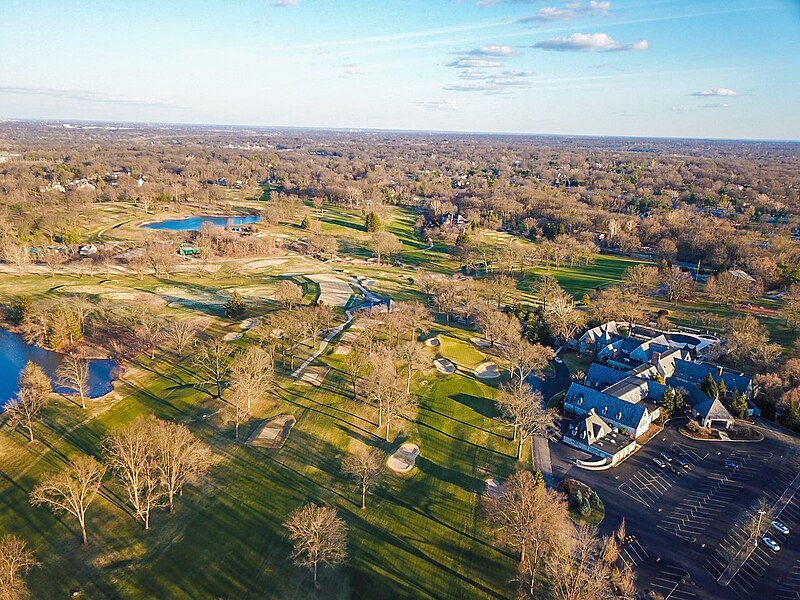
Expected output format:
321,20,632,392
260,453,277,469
485,478,504,499
333,345,352,356
475,362,500,379
223,332,243,341
249,414,296,449
340,331,359,343
387,443,420,473
425,337,441,347
433,358,456,374
470,337,491,349
296,365,329,387
351,318,383,331
240,318,260,330
307,273,353,307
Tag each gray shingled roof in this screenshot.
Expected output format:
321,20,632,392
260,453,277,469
585,363,629,388
564,383,648,430
694,397,734,422
673,359,751,395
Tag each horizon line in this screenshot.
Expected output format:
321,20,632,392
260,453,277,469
1,116,799,145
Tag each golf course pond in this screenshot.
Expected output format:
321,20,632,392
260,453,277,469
140,214,261,231
0,329,118,406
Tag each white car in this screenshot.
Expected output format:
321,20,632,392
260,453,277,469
554,357,563,364
762,536,781,552
772,520,790,535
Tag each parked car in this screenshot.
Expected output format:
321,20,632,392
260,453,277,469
653,458,667,468
763,536,781,552
660,452,673,463
554,357,563,364
724,461,740,469
676,457,690,469
668,464,681,476
671,447,686,457
772,520,790,535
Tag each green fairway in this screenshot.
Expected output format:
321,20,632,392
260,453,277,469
0,301,521,599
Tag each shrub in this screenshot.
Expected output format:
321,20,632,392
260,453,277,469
224,290,245,319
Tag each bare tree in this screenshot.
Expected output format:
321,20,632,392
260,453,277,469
622,264,660,296
544,291,586,345
167,320,197,355
151,420,211,512
370,231,402,265
30,456,105,544
475,308,512,347
363,360,397,428
284,504,348,589
276,280,303,311
138,313,166,360
548,525,613,600
56,356,90,409
664,267,696,304
393,301,431,342
344,339,371,401
478,274,516,309
382,385,417,442
194,338,233,398
104,417,164,529
5,361,50,442
486,470,571,597
229,346,274,416
0,535,38,600
396,340,425,393
341,447,384,509
496,384,557,461
500,335,554,393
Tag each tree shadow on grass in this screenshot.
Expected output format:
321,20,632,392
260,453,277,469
348,515,506,599
449,392,498,419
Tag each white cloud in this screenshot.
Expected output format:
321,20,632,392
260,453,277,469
703,102,729,108
0,85,174,107
690,87,739,97
518,1,612,23
468,44,516,57
446,57,503,68
533,32,648,52
269,0,300,6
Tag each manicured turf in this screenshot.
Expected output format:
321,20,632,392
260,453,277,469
0,307,522,599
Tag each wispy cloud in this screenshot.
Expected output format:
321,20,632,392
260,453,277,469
0,85,175,107
341,63,365,77
269,0,300,6
703,102,729,108
447,57,504,68
518,1,611,23
690,87,738,97
533,32,647,52
414,100,458,112
444,72,533,94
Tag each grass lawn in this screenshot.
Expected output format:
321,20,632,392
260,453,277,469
0,299,522,599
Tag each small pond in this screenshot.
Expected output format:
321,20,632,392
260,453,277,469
0,329,118,407
141,215,261,231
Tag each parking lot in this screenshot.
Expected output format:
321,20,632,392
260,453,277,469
557,420,800,600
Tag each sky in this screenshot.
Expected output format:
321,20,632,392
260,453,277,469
0,0,798,140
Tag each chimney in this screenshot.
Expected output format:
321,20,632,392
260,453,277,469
717,365,724,377
651,351,661,365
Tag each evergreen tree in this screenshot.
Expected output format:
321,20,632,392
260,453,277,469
224,290,246,319
730,391,748,419
365,212,381,233
300,216,311,229
700,373,718,399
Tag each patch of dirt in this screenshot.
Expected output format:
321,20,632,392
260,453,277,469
333,345,352,355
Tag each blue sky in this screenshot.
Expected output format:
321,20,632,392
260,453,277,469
0,0,798,139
